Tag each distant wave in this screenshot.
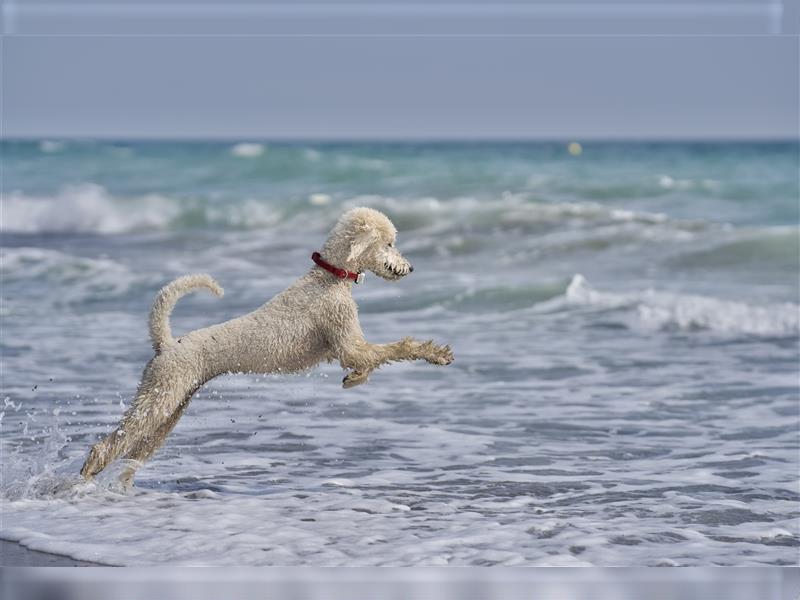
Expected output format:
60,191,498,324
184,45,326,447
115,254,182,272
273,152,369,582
2,184,703,236
0,247,147,304
364,273,798,337
339,194,709,247
39,140,65,153
551,173,723,200
564,274,799,337
1,184,283,234
230,143,265,158
2,184,183,234
668,228,799,271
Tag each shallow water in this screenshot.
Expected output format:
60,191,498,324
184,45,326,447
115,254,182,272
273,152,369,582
1,140,798,565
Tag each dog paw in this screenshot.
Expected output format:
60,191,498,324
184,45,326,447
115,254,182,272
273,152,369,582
80,442,106,480
342,370,370,389
423,342,454,365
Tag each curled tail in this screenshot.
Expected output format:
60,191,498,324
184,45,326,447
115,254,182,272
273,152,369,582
148,274,223,353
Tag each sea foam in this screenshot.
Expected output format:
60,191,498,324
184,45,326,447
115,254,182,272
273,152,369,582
565,274,799,337
2,184,181,234
230,143,265,158
1,186,692,236
0,184,283,234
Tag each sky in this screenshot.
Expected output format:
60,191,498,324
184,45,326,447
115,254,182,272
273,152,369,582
2,2,798,140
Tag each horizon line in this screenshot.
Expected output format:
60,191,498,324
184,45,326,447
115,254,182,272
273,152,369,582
3,135,798,144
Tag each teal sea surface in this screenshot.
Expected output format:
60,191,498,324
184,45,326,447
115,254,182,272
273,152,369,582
1,140,798,565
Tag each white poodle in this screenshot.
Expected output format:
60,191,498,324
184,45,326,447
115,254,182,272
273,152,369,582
80,207,454,486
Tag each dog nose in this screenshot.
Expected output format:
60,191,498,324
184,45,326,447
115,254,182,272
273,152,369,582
409,264,414,272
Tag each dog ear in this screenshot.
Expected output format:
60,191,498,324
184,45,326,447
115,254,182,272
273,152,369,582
347,229,376,262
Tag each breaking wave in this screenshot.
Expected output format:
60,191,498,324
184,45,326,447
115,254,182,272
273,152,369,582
230,142,266,158
0,184,705,237
2,184,182,234
1,184,284,234
364,274,798,338
563,274,799,337
0,247,148,304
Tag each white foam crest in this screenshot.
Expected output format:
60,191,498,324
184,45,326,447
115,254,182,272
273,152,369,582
203,198,282,229
1,185,293,234
333,154,388,171
308,193,331,206
657,174,721,192
343,193,679,231
2,184,182,234
565,274,799,337
497,194,670,227
230,143,265,158
39,140,65,153
1,187,696,235
1,247,142,302
2,247,127,281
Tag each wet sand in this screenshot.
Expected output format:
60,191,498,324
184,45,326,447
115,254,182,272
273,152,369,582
1,539,103,566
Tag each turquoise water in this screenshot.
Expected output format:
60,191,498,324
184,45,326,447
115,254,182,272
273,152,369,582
4,140,798,227
1,140,798,565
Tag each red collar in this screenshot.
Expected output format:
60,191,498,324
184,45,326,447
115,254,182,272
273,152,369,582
312,252,365,284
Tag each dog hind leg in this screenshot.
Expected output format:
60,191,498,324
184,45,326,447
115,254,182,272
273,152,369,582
117,397,192,488
80,428,126,479
81,370,200,481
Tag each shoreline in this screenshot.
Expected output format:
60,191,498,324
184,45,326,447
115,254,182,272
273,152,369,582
0,539,105,567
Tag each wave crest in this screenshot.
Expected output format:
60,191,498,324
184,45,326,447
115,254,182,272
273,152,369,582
1,184,286,234
2,186,699,237
1,247,146,304
2,184,182,234
230,143,265,158
565,274,799,337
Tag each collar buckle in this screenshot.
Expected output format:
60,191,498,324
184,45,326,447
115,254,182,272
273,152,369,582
355,272,365,284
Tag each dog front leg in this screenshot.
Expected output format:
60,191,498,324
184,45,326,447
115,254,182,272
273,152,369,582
378,337,454,365
339,337,453,388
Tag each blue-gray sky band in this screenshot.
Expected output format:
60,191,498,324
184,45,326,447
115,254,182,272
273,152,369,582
2,3,797,139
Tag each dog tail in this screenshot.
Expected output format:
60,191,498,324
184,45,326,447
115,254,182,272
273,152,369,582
148,274,224,353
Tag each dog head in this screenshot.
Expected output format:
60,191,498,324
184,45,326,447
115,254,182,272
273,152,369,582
321,207,414,281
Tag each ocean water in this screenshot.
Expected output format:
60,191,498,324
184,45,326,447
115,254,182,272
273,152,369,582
1,140,798,566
